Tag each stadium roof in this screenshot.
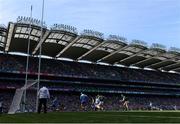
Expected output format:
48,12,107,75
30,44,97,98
1,17,180,73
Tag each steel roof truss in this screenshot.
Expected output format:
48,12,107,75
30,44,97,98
77,41,106,60
5,23,15,52
97,45,129,62
56,36,80,58
32,30,50,54
161,62,180,71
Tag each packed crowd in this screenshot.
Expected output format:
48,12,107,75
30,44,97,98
0,54,179,85
1,91,180,113
1,81,180,96
0,53,180,113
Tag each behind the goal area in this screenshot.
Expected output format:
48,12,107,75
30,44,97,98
8,80,38,114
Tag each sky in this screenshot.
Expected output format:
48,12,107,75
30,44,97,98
0,0,180,48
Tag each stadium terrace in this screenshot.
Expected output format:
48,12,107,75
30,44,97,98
0,16,180,73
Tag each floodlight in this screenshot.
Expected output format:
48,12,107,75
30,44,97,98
16,16,46,28
131,39,148,48
51,24,77,34
108,35,127,44
169,47,180,55
81,29,104,39
151,43,166,51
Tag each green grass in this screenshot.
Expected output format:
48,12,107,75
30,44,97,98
1,111,180,123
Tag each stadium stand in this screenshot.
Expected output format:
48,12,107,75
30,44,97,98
0,18,180,113
0,53,179,84
0,53,180,112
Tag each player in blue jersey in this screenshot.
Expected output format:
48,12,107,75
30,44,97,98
80,92,89,110
51,97,60,111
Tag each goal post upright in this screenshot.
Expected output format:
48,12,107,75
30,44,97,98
36,0,45,112
23,5,33,112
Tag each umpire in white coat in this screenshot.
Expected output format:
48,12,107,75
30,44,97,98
38,86,50,113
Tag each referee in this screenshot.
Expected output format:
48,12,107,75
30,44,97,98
37,86,50,113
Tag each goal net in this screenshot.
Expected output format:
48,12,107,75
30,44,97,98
8,80,38,114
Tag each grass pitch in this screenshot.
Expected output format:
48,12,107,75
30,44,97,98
1,111,180,123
